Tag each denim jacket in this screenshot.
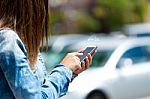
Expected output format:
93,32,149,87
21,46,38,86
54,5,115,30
0,28,73,99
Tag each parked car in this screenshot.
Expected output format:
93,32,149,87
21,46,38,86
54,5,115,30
59,37,150,99
41,34,126,70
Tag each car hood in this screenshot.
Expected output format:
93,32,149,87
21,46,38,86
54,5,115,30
68,67,115,93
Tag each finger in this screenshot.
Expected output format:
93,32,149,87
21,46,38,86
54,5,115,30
78,48,85,53
72,52,83,57
74,69,82,74
81,61,86,71
87,53,92,65
84,56,90,69
91,50,97,57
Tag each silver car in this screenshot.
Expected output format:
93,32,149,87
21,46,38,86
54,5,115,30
60,37,150,99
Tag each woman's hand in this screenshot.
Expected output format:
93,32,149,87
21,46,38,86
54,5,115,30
74,49,97,74
74,53,92,74
60,49,96,75
60,52,83,74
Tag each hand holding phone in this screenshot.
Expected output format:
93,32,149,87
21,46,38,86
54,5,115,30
79,46,97,62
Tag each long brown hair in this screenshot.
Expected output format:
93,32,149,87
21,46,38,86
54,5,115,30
0,0,48,69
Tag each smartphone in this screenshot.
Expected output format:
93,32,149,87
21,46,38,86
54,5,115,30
79,46,97,62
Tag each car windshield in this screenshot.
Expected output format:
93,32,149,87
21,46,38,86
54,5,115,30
90,50,113,67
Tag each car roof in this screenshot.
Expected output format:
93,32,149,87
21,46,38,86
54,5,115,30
123,23,150,37
48,33,150,53
67,36,128,51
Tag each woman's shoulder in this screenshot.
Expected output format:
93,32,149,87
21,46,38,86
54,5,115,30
0,28,19,40
0,28,27,55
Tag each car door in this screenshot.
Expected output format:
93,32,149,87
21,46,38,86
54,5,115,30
112,46,150,99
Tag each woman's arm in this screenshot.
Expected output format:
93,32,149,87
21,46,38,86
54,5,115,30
0,29,72,99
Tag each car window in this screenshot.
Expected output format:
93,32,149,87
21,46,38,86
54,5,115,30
117,46,150,68
91,50,113,67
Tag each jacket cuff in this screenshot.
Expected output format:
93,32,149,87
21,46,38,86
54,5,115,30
54,64,78,82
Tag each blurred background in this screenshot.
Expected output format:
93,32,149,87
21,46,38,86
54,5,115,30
41,1,150,99
42,0,150,69
48,0,150,35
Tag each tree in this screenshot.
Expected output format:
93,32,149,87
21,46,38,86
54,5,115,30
49,0,149,34
90,0,149,33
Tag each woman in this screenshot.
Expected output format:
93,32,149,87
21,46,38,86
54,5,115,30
0,0,94,99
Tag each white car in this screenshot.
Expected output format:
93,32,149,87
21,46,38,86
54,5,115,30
123,23,150,37
60,37,150,99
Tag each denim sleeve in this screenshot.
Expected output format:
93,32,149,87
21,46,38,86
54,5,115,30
0,29,72,99
42,65,72,98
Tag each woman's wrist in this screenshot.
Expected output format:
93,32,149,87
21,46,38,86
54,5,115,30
55,64,78,82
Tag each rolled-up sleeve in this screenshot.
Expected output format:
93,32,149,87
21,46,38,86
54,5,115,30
0,29,72,99
42,65,72,98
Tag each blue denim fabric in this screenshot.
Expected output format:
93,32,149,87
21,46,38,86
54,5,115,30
0,28,73,99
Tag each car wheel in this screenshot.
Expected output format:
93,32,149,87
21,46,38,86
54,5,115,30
86,90,107,99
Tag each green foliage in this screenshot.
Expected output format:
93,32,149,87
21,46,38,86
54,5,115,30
50,10,64,25
131,0,148,22
75,12,101,33
49,9,65,34
50,0,149,34
92,0,148,32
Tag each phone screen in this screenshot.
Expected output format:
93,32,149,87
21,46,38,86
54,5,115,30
79,46,97,62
